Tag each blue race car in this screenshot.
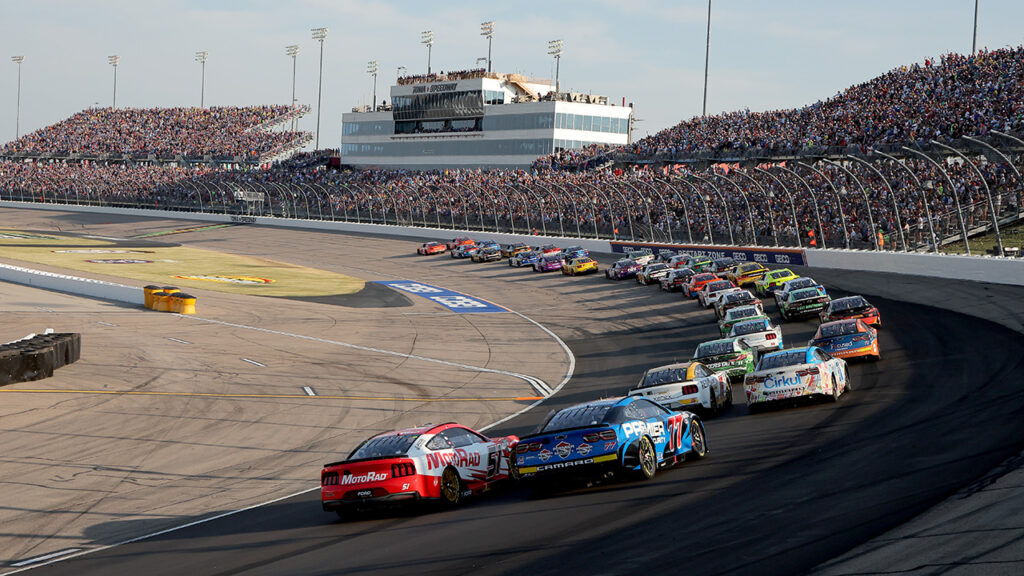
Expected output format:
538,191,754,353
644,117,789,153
514,396,707,488
509,250,543,268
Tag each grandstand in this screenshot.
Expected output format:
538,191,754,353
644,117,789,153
1,47,1023,256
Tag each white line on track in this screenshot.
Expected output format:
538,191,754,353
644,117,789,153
240,358,266,367
166,337,191,344
10,549,83,567
34,307,53,313
302,386,316,396
177,315,556,397
96,321,118,327
0,272,575,575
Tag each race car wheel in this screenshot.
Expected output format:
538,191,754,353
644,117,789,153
689,420,708,459
441,466,463,506
844,368,852,392
508,259,513,267
829,375,840,402
708,389,720,417
637,436,657,480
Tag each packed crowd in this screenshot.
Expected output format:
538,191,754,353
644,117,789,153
397,68,488,86
625,46,1024,158
1,105,309,161
2,47,1021,252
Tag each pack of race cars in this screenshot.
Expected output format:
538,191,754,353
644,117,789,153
324,239,883,517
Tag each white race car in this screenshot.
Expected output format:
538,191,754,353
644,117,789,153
636,262,672,285
728,317,784,352
626,248,655,266
628,361,732,415
744,346,850,408
714,289,763,321
698,280,741,309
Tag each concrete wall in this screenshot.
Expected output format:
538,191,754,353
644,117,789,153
0,262,143,305
2,200,1021,287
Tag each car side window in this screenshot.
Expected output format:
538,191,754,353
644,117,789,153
426,433,453,451
637,399,671,418
623,403,645,420
444,428,478,448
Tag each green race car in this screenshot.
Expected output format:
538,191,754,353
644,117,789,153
779,287,832,322
754,268,799,296
691,255,715,273
719,305,769,337
693,337,758,382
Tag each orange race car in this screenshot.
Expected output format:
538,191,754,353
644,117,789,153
683,272,720,299
446,237,475,251
417,241,447,255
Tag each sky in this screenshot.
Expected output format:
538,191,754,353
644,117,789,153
1,0,1023,151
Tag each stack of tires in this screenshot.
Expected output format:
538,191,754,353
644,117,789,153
0,332,81,385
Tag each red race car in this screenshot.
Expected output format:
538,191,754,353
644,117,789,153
321,423,518,516
417,241,447,255
819,295,881,327
446,237,475,251
683,272,720,299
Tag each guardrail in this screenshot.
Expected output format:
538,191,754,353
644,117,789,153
2,200,1022,287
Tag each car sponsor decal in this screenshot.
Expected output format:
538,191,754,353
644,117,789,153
538,449,552,462
341,471,388,485
425,448,481,470
604,441,617,451
374,281,507,314
85,259,153,264
554,441,573,459
577,443,593,456
761,374,803,389
174,275,275,284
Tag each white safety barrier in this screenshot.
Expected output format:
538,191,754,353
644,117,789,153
2,200,1021,287
0,262,144,305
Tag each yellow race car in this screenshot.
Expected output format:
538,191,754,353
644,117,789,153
562,257,599,276
726,262,769,287
754,268,799,296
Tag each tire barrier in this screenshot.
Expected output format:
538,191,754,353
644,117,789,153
0,332,81,386
145,287,197,314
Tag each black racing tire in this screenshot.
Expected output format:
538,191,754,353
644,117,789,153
707,389,720,417
689,419,708,459
508,259,513,267
829,375,840,402
636,436,657,480
844,368,852,392
440,466,463,506
724,384,734,408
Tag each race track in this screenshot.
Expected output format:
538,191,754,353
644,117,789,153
3,212,1023,576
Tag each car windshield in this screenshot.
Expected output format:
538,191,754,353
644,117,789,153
541,403,616,432
543,255,561,262
739,263,761,273
696,341,734,357
819,322,861,338
790,288,821,301
694,274,717,282
725,292,751,303
707,281,733,292
647,263,668,271
639,367,691,388
831,296,870,311
758,350,808,370
349,434,419,459
614,259,632,268
728,307,759,320
734,319,770,335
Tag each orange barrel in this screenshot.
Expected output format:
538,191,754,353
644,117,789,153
144,285,162,309
176,293,197,315
152,291,171,312
162,286,180,296
168,293,183,314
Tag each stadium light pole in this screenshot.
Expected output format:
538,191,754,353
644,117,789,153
311,27,328,150
702,0,711,116
366,60,378,110
421,30,434,74
931,139,1004,256
480,21,494,73
11,56,24,138
972,0,979,54
195,51,208,108
108,55,120,108
285,45,300,131
547,39,563,93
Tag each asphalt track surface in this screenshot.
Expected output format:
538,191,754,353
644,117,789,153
11,230,1024,575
